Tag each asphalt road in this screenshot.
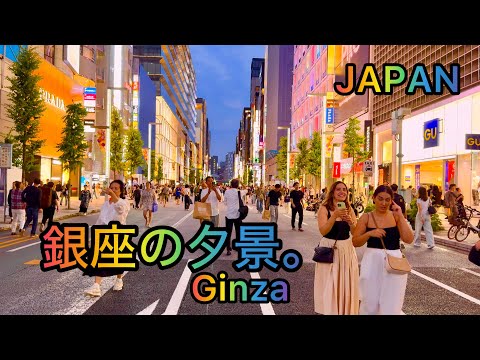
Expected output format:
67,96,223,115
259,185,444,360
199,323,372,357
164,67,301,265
0,200,479,315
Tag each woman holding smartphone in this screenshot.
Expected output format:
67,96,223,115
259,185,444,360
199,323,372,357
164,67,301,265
314,180,359,315
84,180,130,297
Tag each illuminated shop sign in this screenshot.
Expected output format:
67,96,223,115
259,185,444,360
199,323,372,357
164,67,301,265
40,88,65,111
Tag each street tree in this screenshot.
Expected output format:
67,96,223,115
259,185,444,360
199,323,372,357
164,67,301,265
189,169,195,184
243,167,248,185
155,156,164,183
110,107,125,179
57,103,88,209
293,137,309,185
195,168,202,185
5,46,46,181
343,116,369,200
248,169,253,185
307,131,323,193
125,125,146,184
276,136,288,182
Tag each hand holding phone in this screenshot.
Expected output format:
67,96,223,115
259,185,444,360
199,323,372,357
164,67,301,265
337,201,346,209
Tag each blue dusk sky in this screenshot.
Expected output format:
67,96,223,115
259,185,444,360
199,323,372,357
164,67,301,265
190,45,266,162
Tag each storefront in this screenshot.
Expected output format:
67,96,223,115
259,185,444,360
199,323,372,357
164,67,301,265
32,59,93,196
400,87,480,205
373,122,394,186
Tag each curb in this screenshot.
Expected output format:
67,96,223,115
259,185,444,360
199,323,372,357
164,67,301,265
0,209,101,232
426,234,474,254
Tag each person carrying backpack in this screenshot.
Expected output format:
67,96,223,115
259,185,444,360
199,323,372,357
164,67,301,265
39,181,59,232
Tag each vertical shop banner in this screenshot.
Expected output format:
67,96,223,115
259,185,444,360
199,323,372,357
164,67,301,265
424,118,439,148
444,160,450,192
364,120,373,157
415,164,421,189
333,162,341,178
325,135,335,158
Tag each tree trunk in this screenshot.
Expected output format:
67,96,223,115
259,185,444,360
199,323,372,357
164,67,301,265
67,170,72,210
22,137,26,182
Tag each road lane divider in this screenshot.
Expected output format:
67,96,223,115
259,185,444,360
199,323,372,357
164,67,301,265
411,269,480,306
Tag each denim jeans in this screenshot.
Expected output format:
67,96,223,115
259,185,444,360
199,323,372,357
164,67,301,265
24,207,39,235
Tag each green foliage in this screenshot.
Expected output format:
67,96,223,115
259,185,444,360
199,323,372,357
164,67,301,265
155,156,164,183
189,169,195,184
430,213,444,231
277,136,288,182
125,125,146,179
5,46,46,180
293,138,309,181
307,131,322,191
364,203,376,213
110,108,125,177
248,169,253,185
196,169,202,185
243,167,248,185
343,117,369,196
57,103,88,172
343,117,369,161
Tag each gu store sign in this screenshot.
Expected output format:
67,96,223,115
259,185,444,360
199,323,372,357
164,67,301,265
423,118,439,149
466,134,480,150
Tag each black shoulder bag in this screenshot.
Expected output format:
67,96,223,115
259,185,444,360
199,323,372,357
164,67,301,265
312,208,338,263
238,190,249,220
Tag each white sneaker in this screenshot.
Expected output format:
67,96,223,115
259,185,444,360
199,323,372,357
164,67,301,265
85,283,101,297
113,278,123,291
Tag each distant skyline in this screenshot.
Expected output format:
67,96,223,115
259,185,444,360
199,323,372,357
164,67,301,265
190,45,266,162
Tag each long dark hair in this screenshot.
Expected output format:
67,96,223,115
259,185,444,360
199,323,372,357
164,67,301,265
417,186,428,201
324,180,351,211
110,180,126,199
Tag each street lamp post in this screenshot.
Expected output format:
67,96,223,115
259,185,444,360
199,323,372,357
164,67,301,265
147,121,162,181
278,126,290,186
392,107,412,188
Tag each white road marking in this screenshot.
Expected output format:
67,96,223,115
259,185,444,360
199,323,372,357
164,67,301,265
172,211,194,227
460,268,480,278
7,241,41,252
249,272,275,315
162,260,192,315
411,269,480,305
137,300,160,315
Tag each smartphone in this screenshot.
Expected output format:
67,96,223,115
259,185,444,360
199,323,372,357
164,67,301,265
337,201,346,209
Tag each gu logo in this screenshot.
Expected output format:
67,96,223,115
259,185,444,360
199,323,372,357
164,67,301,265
423,119,439,149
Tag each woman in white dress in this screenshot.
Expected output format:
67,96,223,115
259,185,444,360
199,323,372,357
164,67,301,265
352,185,414,315
84,180,130,297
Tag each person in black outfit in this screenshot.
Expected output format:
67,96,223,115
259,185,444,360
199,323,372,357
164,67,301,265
390,184,406,218
22,178,42,237
133,185,141,209
266,184,282,223
290,182,304,231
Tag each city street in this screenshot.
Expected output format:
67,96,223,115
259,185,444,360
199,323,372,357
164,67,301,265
0,199,479,315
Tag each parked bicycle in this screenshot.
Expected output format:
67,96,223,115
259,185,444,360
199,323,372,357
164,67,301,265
454,205,480,242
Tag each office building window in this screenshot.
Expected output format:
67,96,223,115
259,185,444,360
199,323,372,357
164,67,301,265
81,46,95,62
45,45,55,64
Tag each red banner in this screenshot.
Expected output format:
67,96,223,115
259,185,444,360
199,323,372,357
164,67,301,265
333,162,341,178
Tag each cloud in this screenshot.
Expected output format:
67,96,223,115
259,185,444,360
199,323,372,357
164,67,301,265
190,45,231,82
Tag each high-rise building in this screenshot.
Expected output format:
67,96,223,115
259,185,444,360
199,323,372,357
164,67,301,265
263,45,294,184
225,151,235,181
196,98,210,182
133,46,197,183
210,155,218,176
249,58,264,185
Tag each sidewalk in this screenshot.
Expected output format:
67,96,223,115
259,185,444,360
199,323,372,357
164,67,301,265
0,197,107,231
425,213,479,253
